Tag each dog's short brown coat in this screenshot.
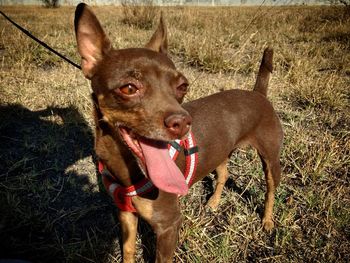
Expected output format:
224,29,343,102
74,4,283,262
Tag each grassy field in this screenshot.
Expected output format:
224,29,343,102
0,4,349,263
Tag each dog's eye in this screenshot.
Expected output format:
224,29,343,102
119,84,138,95
177,83,188,93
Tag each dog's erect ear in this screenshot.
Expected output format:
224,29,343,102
145,14,168,54
74,3,112,79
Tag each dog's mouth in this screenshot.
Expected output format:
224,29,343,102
118,126,188,195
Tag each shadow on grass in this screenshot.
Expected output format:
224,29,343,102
0,104,120,263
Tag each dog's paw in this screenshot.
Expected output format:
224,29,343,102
262,218,274,231
206,197,220,211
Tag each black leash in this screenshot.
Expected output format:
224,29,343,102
0,10,81,70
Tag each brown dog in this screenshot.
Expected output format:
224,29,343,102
74,3,283,263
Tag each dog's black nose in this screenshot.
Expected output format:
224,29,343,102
164,113,192,138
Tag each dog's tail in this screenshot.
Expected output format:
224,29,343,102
253,47,273,97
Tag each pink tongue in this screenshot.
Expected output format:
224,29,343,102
139,140,188,195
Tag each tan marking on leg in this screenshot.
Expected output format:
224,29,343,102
119,211,138,263
262,160,281,231
262,173,275,231
207,158,229,210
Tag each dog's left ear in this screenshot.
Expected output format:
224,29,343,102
145,13,168,54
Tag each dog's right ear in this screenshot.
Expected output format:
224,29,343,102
74,3,112,79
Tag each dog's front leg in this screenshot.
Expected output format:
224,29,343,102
119,211,138,263
154,213,182,263
134,193,182,262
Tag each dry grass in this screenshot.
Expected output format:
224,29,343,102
121,0,159,29
0,4,349,263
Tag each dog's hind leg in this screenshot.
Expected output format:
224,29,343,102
206,158,229,210
254,131,282,231
260,153,281,231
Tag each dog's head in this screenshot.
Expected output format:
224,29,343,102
74,3,191,195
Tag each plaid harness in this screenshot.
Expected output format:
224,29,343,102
99,132,199,212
